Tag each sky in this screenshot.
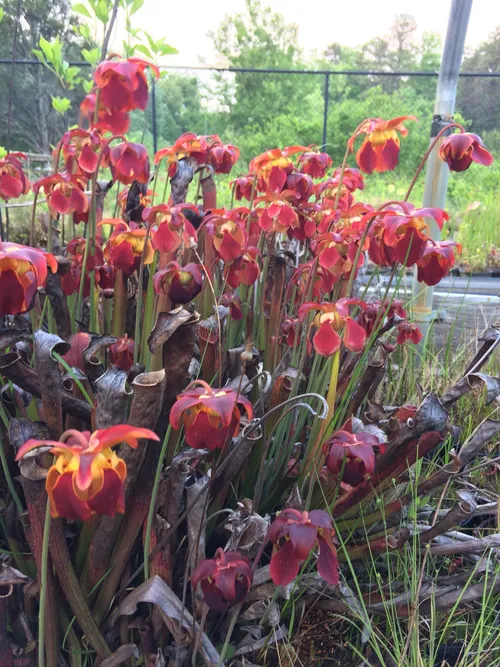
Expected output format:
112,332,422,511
119,0,500,68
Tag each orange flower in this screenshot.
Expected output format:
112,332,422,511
15,425,159,521
0,242,57,315
348,116,416,174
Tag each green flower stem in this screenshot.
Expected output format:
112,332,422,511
38,498,51,667
144,424,172,580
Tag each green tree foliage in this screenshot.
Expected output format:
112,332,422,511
0,0,91,153
458,28,500,133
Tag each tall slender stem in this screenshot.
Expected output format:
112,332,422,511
144,424,172,580
38,498,51,667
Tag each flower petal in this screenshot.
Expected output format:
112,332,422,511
269,540,299,586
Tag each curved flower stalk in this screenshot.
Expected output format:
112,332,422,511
15,425,159,521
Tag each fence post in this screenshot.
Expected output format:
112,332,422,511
151,77,158,155
411,0,473,331
322,73,330,148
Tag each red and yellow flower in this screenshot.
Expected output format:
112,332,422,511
367,204,448,267
0,152,31,200
170,380,253,451
230,174,255,202
0,242,57,315
249,145,308,186
298,299,367,356
192,548,253,611
35,172,88,218
439,132,493,172
15,425,159,521
205,209,248,261
147,204,198,254
155,132,209,167
348,116,416,174
269,508,338,586
153,261,203,304
102,219,154,273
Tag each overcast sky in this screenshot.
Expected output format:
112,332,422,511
117,0,500,67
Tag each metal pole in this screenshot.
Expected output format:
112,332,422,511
411,0,473,329
322,73,330,147
151,78,158,155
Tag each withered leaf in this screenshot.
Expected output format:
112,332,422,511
106,575,222,667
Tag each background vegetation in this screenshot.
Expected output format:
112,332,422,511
1,0,500,269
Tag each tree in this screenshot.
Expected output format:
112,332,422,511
458,27,500,133
209,0,322,162
0,0,89,153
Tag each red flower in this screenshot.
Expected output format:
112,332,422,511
106,142,150,185
0,153,30,200
60,128,102,175
205,209,248,261
298,151,332,179
0,242,57,315
192,548,253,611
147,204,198,254
258,202,298,234
416,240,461,286
298,299,367,356
348,116,416,174
395,321,423,346
60,236,103,297
35,172,88,217
281,317,299,347
220,293,243,320
230,175,255,201
208,140,240,174
269,508,338,586
225,246,260,289
15,425,159,521
94,57,159,114
357,299,406,336
170,380,253,451
109,335,135,370
324,429,378,486
80,93,131,135
250,146,308,179
102,219,154,274
286,172,315,203
155,132,209,167
439,132,493,172
153,261,203,304
367,203,448,267
331,167,364,193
